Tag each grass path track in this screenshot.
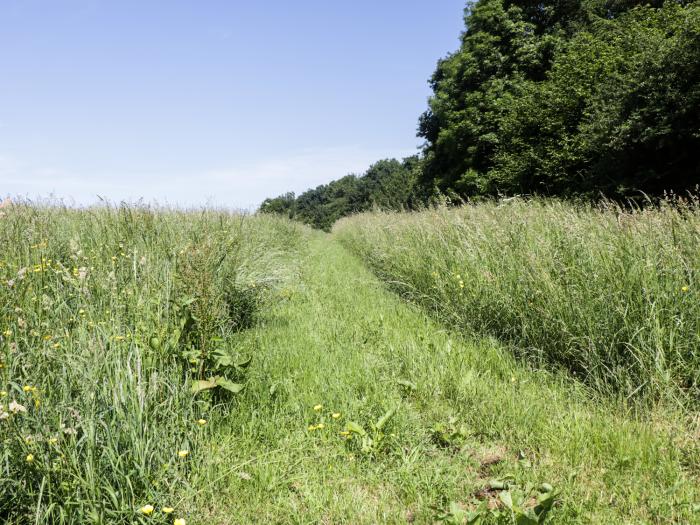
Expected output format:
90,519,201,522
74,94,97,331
197,234,698,524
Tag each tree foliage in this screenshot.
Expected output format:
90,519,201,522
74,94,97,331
261,0,699,227
259,157,420,230
418,0,699,199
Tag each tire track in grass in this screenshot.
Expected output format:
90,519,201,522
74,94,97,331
197,233,699,524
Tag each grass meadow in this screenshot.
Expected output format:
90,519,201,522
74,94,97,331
335,196,700,405
0,202,303,523
2,198,700,523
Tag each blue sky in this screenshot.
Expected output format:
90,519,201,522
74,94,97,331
0,1,465,209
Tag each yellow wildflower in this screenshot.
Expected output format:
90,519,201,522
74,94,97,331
681,285,689,293
48,438,58,445
26,454,34,463
2,329,11,337
332,413,341,419
162,507,174,514
22,385,34,393
177,450,189,458
174,519,186,525
0,391,6,397
197,419,207,426
139,504,155,516
313,404,322,411
317,423,325,429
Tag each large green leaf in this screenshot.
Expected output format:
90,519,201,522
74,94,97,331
374,405,397,431
191,376,244,394
236,355,252,368
213,349,234,368
215,377,245,393
345,421,366,436
191,378,217,394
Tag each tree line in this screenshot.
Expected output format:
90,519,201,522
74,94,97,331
261,0,700,229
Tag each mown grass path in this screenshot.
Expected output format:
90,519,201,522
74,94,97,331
197,234,698,524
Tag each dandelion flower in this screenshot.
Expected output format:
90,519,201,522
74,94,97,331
682,286,689,293
22,385,34,393
308,425,317,431
162,507,174,514
313,404,322,411
174,519,186,525
332,413,341,419
139,504,155,516
197,419,207,426
317,423,325,429
177,450,189,458
26,454,34,463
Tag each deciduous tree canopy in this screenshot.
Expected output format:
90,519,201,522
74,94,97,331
261,0,700,227
259,157,420,230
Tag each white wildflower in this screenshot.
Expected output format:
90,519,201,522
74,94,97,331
8,401,27,414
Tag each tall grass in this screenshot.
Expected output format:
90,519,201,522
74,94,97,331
0,202,303,524
335,197,700,404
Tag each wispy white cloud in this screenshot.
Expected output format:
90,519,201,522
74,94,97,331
1,145,417,210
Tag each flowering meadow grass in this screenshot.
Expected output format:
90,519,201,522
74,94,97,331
3,198,700,523
335,197,700,406
0,202,303,524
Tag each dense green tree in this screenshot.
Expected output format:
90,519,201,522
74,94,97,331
261,0,699,224
492,2,700,196
259,192,296,218
418,0,699,199
259,157,419,230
